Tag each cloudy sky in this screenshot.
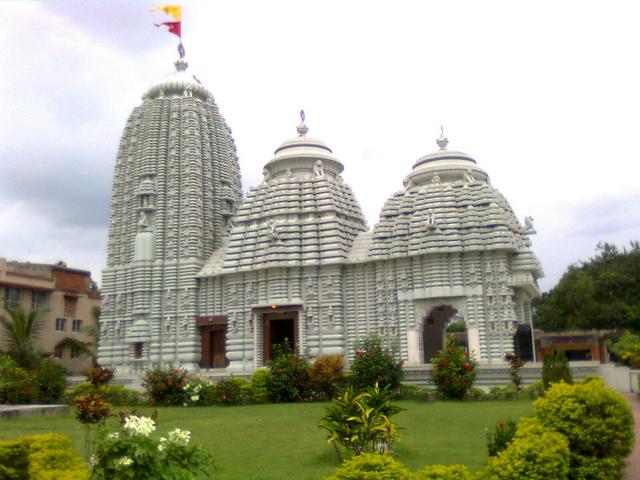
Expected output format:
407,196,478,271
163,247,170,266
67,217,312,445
1,1,638,292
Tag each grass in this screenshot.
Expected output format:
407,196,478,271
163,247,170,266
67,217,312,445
0,400,533,479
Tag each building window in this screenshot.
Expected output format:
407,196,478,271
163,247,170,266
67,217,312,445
4,288,20,309
72,319,82,332
64,296,78,317
134,342,144,359
55,317,67,331
32,291,49,311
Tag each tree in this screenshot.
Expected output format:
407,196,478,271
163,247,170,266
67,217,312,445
534,242,640,331
0,306,45,370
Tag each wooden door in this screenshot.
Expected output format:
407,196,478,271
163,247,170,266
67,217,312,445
211,330,227,368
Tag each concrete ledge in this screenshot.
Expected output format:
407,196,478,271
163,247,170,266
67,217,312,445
0,404,69,419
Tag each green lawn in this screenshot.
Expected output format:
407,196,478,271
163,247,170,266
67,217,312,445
0,400,532,479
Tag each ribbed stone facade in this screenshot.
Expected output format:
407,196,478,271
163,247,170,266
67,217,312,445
100,65,542,373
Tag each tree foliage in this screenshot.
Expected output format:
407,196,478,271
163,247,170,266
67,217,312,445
0,306,46,370
534,242,640,331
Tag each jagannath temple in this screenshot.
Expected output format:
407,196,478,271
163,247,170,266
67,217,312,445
98,55,543,373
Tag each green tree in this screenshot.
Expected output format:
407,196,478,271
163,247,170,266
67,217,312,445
534,242,640,331
0,306,45,370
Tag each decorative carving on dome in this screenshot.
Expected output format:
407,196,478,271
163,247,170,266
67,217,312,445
426,209,437,229
313,160,324,178
431,173,441,184
286,168,293,178
268,220,279,242
262,168,271,183
326,306,335,328
138,211,150,229
463,169,476,184
520,216,536,235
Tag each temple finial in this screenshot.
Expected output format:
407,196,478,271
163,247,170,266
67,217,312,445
175,59,188,72
437,125,449,150
297,109,309,136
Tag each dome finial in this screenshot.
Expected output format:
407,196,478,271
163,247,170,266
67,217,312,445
297,109,309,136
175,59,188,72
437,125,449,150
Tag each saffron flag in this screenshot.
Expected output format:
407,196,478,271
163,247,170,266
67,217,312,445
151,5,181,21
156,21,181,38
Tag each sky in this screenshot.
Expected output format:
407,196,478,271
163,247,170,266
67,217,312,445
1,0,639,292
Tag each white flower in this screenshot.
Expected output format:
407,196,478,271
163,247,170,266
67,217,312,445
123,415,156,437
191,394,200,402
158,443,165,452
107,432,119,440
116,456,133,466
167,428,191,447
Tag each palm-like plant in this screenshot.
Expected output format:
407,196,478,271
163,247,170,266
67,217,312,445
54,306,101,366
0,306,46,370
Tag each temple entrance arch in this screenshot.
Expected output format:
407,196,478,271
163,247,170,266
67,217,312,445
422,305,458,363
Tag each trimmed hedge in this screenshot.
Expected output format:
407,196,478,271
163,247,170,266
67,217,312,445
0,433,88,480
414,464,472,479
324,453,413,480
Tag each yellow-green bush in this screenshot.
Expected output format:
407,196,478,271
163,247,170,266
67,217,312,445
0,433,88,480
309,354,346,400
533,378,634,460
251,368,270,403
481,417,570,480
65,382,144,406
414,464,472,479
324,453,413,480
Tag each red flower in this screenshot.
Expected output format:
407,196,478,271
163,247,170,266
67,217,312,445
356,351,364,357
399,360,405,366
499,420,505,428
462,363,470,370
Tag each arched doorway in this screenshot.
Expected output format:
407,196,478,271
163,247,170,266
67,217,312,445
423,305,458,362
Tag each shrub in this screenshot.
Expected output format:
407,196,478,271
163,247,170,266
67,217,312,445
65,383,143,406
486,418,517,457
482,417,570,480
324,453,413,480
142,364,190,406
522,380,545,400
309,354,346,400
250,368,271,403
533,378,634,476
267,341,311,402
610,331,640,367
396,383,434,401
185,380,217,406
74,392,111,425
0,354,33,404
0,438,29,479
351,334,404,393
214,378,251,405
430,342,476,399
319,383,402,459
91,413,211,480
32,357,67,403
541,348,572,389
84,367,115,386
414,464,472,480
0,434,89,480
465,387,488,401
486,384,519,401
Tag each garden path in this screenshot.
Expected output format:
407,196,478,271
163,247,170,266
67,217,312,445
625,393,640,480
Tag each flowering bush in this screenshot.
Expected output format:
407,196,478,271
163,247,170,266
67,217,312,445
482,417,570,480
32,357,68,403
213,378,251,405
308,354,346,400
91,413,212,480
184,380,217,406
84,367,115,386
430,341,476,399
142,364,191,406
486,418,517,457
350,334,404,393
267,341,311,402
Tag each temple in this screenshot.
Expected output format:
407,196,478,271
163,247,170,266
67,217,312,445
98,59,542,373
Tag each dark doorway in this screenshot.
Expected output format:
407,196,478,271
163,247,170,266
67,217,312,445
263,312,298,363
423,305,457,363
199,325,227,368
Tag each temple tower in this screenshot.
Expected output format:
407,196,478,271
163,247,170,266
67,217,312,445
99,60,241,372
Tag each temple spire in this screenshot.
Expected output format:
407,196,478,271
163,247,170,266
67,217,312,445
297,109,309,136
437,125,449,150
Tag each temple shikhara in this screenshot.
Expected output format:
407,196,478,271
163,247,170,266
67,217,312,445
98,58,543,373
